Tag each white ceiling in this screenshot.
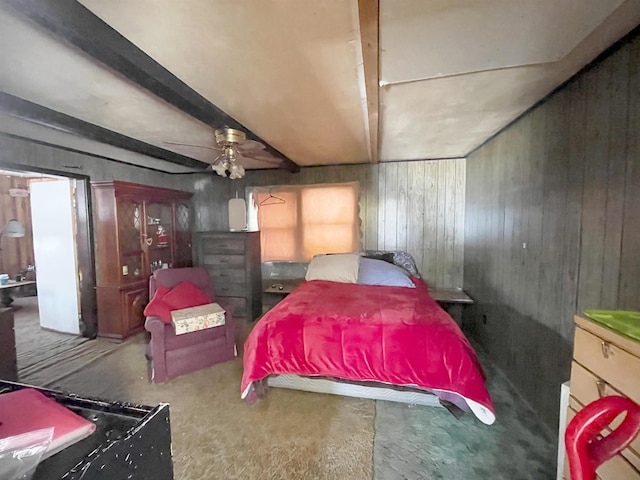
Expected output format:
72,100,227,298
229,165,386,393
1,1,639,172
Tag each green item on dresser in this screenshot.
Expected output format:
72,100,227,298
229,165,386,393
582,310,640,342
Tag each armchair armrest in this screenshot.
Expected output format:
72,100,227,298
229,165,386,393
144,316,167,335
219,303,236,354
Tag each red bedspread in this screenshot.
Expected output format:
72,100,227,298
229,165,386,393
241,279,495,424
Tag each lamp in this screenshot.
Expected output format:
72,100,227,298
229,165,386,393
0,219,25,251
2,219,25,238
212,149,246,179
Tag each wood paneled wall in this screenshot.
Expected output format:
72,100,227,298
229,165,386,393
0,134,192,190
464,32,640,431
191,159,466,288
0,176,33,277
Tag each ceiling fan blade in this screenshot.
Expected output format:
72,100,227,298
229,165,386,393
237,140,266,152
237,153,282,166
250,151,282,161
164,141,220,151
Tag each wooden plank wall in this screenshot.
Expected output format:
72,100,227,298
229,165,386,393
464,32,640,431
190,158,466,288
0,176,33,277
0,134,191,190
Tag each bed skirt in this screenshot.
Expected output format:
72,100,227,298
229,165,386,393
267,374,443,408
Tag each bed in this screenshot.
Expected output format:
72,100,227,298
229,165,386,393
241,252,496,425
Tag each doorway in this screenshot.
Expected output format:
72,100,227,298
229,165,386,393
0,166,97,381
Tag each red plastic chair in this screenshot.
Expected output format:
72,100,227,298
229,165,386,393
565,395,640,480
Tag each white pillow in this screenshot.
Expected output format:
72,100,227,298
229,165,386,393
305,253,360,283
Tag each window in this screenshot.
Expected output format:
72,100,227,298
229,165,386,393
248,182,361,262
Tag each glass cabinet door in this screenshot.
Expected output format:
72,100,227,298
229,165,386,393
117,198,145,280
145,201,173,272
173,202,192,267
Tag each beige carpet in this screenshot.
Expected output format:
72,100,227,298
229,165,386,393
46,335,375,480
14,296,89,372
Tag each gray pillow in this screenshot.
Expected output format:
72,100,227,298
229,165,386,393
357,257,415,288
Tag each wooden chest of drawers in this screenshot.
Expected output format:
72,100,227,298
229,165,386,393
194,231,261,321
0,308,17,381
565,314,640,479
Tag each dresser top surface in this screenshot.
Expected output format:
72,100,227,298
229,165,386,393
575,315,640,357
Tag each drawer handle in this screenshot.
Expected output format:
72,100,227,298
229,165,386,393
595,380,607,398
600,341,611,359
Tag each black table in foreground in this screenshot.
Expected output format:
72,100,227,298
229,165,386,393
0,279,36,306
0,381,173,480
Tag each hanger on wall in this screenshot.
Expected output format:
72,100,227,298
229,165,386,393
259,188,286,206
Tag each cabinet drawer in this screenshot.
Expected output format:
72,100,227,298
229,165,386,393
569,362,640,469
200,238,245,254
202,254,245,268
215,282,247,297
210,269,246,284
570,361,621,406
566,405,640,480
573,326,640,404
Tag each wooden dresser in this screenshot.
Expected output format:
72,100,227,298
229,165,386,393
0,308,17,381
194,231,261,321
565,314,640,479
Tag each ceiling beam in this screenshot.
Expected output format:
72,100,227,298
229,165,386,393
1,0,300,173
0,92,208,170
357,0,380,163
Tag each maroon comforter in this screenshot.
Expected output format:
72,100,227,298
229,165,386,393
241,279,495,424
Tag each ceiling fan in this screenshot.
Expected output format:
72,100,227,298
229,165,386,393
165,127,282,179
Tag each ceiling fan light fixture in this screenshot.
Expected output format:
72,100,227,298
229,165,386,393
212,159,229,177
228,161,245,179
215,128,246,146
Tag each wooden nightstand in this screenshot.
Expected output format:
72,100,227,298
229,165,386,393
262,278,305,313
428,288,473,324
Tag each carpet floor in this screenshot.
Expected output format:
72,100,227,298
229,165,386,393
374,342,557,480
45,335,375,480
14,296,88,371
25,320,557,479
13,296,122,386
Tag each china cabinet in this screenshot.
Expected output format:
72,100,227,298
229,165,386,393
92,181,192,340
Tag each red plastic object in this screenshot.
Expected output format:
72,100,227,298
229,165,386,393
565,395,640,480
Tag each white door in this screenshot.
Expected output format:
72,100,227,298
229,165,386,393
30,179,80,334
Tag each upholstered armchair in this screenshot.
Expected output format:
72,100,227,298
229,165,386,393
144,267,235,382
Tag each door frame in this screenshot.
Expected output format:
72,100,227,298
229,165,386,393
0,161,97,338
